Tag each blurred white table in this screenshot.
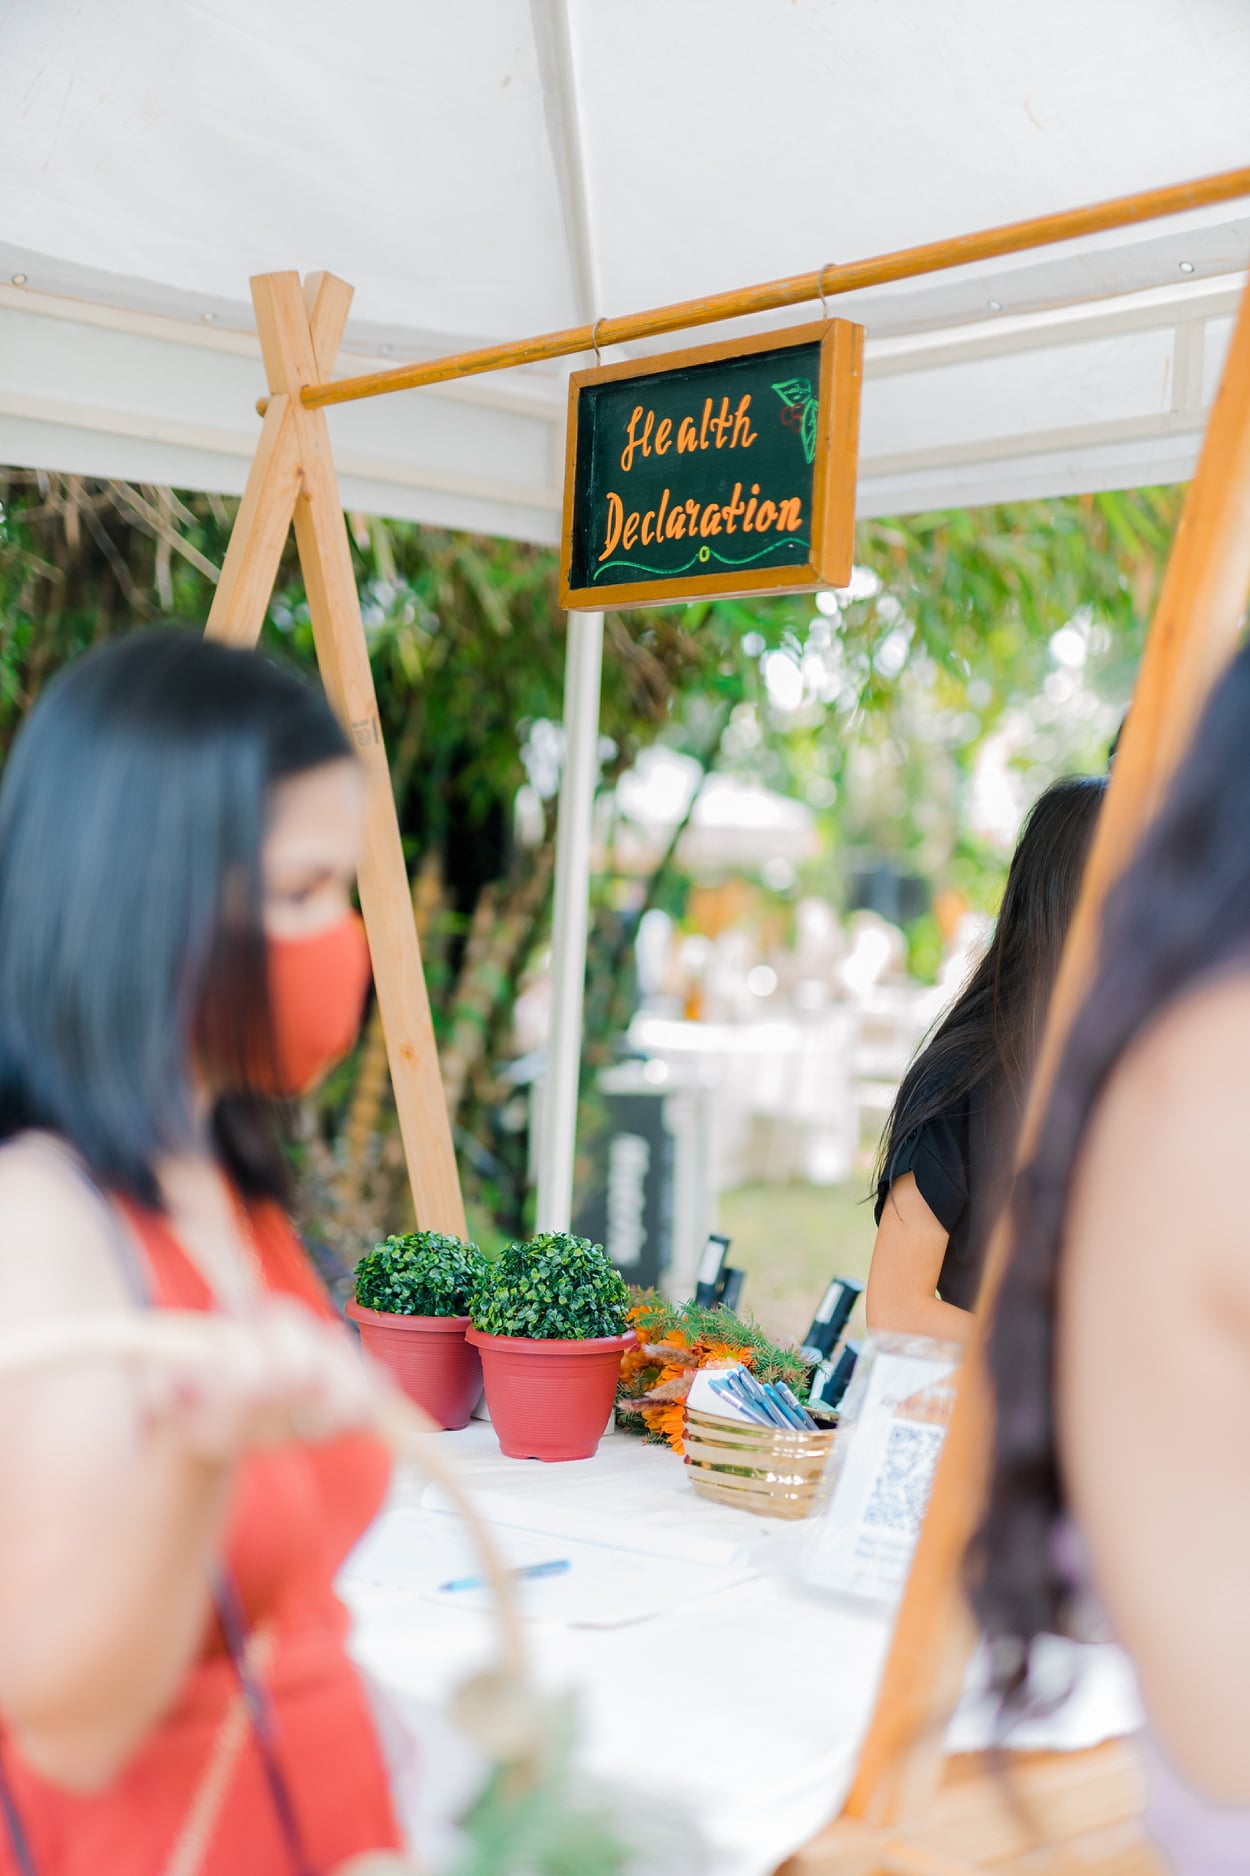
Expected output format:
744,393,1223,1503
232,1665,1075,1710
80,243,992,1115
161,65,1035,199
631,1012,860,1197
339,1426,1141,1876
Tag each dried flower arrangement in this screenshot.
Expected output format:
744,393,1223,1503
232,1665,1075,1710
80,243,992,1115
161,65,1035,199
615,1291,813,1453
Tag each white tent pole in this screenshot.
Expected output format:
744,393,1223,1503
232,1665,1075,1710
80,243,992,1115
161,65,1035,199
536,609,604,1233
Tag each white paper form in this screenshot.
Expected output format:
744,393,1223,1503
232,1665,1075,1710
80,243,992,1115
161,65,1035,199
344,1504,760,1628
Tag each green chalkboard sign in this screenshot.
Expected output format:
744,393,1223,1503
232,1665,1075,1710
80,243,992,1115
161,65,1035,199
560,320,862,611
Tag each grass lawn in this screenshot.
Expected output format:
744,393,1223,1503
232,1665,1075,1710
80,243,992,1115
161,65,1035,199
716,1169,877,1348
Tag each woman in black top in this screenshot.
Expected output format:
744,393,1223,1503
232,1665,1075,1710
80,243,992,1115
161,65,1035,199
868,775,1104,1343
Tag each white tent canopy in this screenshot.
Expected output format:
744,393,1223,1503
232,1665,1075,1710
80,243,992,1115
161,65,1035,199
2,0,1249,533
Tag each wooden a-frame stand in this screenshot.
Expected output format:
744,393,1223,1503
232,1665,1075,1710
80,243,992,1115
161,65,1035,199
206,168,1250,1873
205,270,466,1239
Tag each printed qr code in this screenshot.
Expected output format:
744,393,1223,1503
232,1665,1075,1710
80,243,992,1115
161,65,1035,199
862,1420,945,1540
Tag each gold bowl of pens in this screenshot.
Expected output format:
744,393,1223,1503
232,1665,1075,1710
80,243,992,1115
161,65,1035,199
682,1368,838,1520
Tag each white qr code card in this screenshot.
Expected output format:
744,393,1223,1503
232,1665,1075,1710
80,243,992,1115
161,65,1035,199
799,1335,960,1608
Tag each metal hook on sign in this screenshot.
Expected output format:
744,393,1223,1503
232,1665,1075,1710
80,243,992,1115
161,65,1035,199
819,265,835,321
591,317,604,366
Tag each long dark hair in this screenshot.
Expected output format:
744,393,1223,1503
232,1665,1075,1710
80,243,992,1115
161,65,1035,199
0,627,352,1207
877,776,1105,1188
970,642,1250,1658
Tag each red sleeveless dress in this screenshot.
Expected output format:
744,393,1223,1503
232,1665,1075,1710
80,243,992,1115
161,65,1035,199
0,1199,403,1875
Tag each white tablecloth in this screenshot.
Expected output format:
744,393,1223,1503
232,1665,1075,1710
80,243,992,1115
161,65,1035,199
338,1425,1141,1876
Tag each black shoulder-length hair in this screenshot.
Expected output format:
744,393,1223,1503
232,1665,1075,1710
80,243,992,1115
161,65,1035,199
970,641,1250,1668
877,774,1105,1191
0,627,352,1208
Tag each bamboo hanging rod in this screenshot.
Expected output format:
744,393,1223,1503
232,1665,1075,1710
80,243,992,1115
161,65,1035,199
297,164,1250,411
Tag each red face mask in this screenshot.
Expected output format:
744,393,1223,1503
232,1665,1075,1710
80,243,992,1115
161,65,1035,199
263,912,372,1096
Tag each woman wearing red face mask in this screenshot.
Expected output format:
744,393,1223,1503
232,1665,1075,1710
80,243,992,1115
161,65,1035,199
0,630,405,1874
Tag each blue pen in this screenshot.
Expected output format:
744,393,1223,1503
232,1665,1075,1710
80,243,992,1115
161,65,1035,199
736,1368,793,1429
725,1370,786,1427
771,1380,819,1431
769,1373,818,1425
724,1365,773,1418
709,1373,770,1423
763,1381,807,1429
439,1558,570,1594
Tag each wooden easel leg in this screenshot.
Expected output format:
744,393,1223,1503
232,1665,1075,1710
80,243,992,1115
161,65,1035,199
205,393,301,646
290,424,468,1236
207,269,466,1238
806,267,1250,1863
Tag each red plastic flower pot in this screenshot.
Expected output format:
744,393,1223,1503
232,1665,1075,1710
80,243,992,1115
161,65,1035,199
347,1302,482,1430
466,1327,637,1461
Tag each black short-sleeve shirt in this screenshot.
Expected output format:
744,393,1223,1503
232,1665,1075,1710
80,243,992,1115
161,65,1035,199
873,1083,1016,1312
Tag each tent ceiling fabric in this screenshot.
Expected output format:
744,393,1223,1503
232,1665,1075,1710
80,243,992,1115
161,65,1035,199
1,0,1248,538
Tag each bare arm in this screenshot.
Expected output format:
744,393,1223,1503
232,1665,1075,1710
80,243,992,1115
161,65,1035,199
0,1144,379,1790
866,1171,973,1346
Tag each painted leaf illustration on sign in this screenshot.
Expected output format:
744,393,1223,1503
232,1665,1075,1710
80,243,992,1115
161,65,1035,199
772,377,819,464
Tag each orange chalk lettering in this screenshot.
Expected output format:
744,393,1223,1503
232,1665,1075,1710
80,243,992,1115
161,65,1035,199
729,395,756,449
621,408,646,474
600,491,624,560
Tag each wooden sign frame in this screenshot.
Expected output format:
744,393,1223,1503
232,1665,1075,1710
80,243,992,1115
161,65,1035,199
197,164,1250,1876
558,319,863,611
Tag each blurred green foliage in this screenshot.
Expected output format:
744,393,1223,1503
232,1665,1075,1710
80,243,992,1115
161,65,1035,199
0,470,1181,1236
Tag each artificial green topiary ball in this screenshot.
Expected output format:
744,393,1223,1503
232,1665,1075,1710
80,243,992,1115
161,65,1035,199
353,1231,482,1318
470,1231,629,1340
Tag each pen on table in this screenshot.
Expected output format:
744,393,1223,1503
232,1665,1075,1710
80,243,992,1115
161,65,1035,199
438,1558,571,1594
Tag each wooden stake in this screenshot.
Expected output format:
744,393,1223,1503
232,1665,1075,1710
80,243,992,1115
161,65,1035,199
828,264,1250,1848
207,272,466,1238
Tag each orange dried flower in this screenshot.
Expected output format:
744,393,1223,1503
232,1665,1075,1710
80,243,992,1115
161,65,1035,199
701,1340,755,1369
618,1341,656,1383
642,1400,688,1453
